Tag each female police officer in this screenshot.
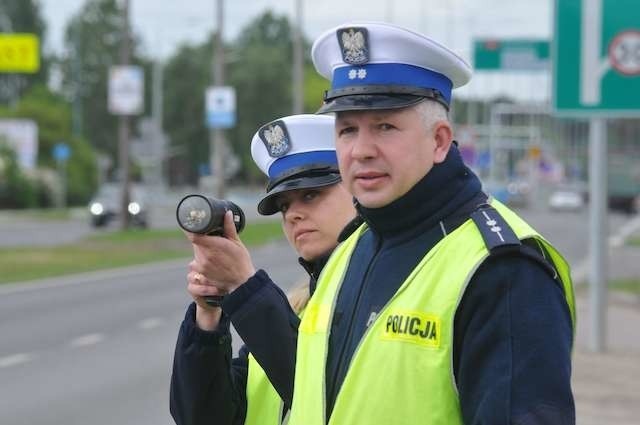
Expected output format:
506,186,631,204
170,114,358,425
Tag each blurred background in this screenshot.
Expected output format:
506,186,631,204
0,1,638,424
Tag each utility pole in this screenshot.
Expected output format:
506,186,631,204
72,24,83,139
118,0,132,229
292,0,304,114
152,55,164,188
210,0,226,199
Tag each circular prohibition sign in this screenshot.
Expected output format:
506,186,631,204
608,30,640,76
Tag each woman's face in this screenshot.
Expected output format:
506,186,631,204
277,183,356,261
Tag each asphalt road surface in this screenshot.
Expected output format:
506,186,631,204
1,203,638,425
0,239,299,425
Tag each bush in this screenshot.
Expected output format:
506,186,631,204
0,146,39,208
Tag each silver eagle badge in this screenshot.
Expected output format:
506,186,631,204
260,121,291,158
338,27,369,65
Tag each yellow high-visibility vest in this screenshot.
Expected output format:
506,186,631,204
289,200,575,425
244,353,284,425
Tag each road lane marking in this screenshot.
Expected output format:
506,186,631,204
70,333,104,347
573,215,640,284
138,317,164,330
0,353,34,368
610,215,640,248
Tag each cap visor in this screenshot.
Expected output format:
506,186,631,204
317,94,426,114
258,173,342,215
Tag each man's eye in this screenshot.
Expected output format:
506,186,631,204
379,123,395,131
338,126,355,136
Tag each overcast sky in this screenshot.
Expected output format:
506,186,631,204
39,0,555,101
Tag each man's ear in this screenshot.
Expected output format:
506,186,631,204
432,121,453,164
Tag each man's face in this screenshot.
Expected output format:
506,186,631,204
334,106,450,208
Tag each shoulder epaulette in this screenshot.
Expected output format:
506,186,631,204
470,205,521,251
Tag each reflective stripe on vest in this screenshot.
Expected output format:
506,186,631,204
289,199,575,425
244,353,283,425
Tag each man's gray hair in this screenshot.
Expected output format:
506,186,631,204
413,100,449,134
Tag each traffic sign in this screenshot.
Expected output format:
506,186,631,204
553,0,640,116
108,66,144,115
473,39,549,71
206,86,236,129
0,33,40,73
53,143,71,162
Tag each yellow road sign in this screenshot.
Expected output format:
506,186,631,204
0,33,40,73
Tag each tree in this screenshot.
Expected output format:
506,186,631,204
162,11,325,186
226,12,296,183
0,0,49,105
0,84,98,206
162,41,212,186
61,0,148,168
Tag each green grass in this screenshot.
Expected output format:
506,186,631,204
2,208,78,221
610,279,640,295
629,237,640,247
0,221,284,284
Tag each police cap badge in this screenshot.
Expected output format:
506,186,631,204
259,120,291,158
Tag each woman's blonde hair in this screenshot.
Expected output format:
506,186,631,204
287,280,311,314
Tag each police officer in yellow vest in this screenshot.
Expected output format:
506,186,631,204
170,115,358,425
288,22,576,425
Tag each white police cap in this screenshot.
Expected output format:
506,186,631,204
311,21,472,113
251,114,341,215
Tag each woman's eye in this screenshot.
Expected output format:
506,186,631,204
278,203,289,214
379,123,395,131
303,191,318,202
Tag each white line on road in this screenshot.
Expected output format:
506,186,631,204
70,333,105,347
0,353,35,368
138,317,164,330
572,215,640,284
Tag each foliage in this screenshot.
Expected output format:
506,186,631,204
304,63,330,113
0,84,98,206
162,41,211,186
226,12,295,183
0,144,38,208
0,219,283,284
61,0,149,168
0,0,49,104
162,11,322,186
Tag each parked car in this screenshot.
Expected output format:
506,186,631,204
548,188,585,212
88,183,149,228
484,180,530,208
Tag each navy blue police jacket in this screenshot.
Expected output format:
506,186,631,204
169,145,575,425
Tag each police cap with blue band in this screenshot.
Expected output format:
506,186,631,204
311,21,472,113
251,114,341,215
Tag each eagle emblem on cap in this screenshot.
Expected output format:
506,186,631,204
338,27,369,65
260,121,291,158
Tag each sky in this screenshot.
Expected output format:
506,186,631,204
38,0,555,102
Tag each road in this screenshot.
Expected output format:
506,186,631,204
0,202,638,424
0,240,300,425
0,187,267,247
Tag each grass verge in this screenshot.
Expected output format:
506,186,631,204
610,279,640,295
0,221,284,284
